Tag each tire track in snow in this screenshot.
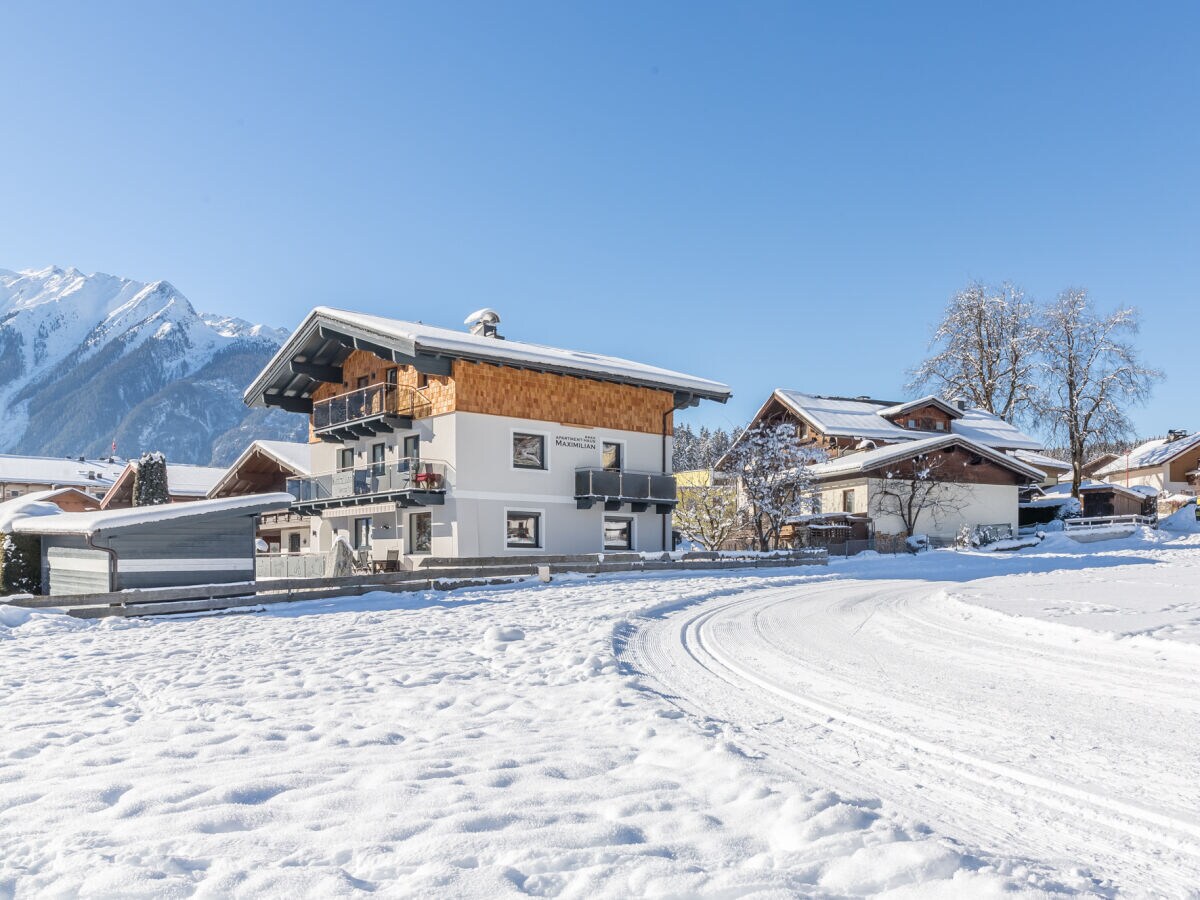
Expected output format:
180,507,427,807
622,578,1200,894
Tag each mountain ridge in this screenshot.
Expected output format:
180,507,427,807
0,266,307,465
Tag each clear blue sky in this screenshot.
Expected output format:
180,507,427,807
1,2,1196,437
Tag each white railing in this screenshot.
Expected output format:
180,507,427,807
1063,515,1157,531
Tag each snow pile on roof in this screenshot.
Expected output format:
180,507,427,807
1096,433,1200,477
1012,450,1070,472
7,493,294,535
0,497,64,534
810,434,1045,481
772,392,1042,450
166,465,229,497
0,454,126,488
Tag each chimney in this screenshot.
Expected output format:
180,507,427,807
464,308,502,339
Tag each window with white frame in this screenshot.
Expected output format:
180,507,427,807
842,489,855,513
512,433,546,470
409,511,432,554
506,510,542,549
602,441,623,471
603,516,633,550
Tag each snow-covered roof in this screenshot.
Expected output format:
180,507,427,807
166,465,228,497
0,454,126,489
809,434,1046,482
252,441,312,475
876,395,964,420
1012,450,1071,473
8,492,295,536
1078,482,1153,501
771,391,1042,450
246,307,732,408
1095,433,1200,477
207,441,313,498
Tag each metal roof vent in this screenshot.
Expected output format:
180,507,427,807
1167,428,1190,443
464,308,502,339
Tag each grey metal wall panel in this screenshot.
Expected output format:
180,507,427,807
95,513,259,590
43,538,112,596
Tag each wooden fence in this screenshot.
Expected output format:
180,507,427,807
3,551,828,620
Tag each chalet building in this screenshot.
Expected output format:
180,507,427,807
1093,431,1200,496
207,440,313,554
1077,482,1157,520
100,462,227,509
0,454,125,501
732,391,1049,541
243,308,730,564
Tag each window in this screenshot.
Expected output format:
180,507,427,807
288,533,302,553
907,419,917,429
604,517,633,550
338,447,356,471
602,441,623,471
512,432,546,470
934,420,945,431
410,511,432,554
357,376,370,389
416,371,430,389
506,511,542,549
371,442,386,475
352,517,371,550
385,367,398,386
842,489,855,513
403,434,420,462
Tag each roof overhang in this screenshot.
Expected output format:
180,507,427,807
812,435,1046,484
876,395,965,420
245,309,731,413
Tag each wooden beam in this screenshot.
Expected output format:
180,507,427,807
264,394,314,414
290,359,343,382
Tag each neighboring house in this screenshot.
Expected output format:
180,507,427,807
6,493,293,595
727,391,1049,542
1093,431,1200,495
100,462,228,509
1011,450,1072,488
208,440,313,554
807,435,1044,541
0,487,102,514
0,454,125,501
1080,452,1121,481
243,308,730,563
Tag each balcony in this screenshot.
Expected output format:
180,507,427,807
312,383,433,442
287,458,448,514
575,468,677,514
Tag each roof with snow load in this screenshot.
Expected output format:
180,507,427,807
769,391,1042,450
1095,433,1200,477
244,307,732,413
7,493,295,536
207,440,313,498
101,462,229,508
0,454,126,489
809,434,1046,482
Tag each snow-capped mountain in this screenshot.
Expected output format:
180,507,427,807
0,266,306,464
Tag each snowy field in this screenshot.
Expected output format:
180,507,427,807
3,530,1200,897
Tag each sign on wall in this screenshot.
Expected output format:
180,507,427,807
555,434,597,451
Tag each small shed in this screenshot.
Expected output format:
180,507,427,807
780,513,874,549
1078,483,1156,520
8,493,293,596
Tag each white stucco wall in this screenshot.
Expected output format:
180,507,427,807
865,478,1019,539
310,410,673,559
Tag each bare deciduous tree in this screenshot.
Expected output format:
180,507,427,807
724,422,824,550
871,451,969,538
673,479,743,551
908,281,1041,422
1038,289,1162,498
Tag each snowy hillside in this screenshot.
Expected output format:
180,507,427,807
0,267,304,464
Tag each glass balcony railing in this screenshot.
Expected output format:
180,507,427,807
574,468,677,504
312,383,433,431
287,458,448,505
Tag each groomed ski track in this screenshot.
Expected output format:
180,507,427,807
621,576,1200,894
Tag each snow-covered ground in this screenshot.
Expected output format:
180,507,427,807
3,529,1200,896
